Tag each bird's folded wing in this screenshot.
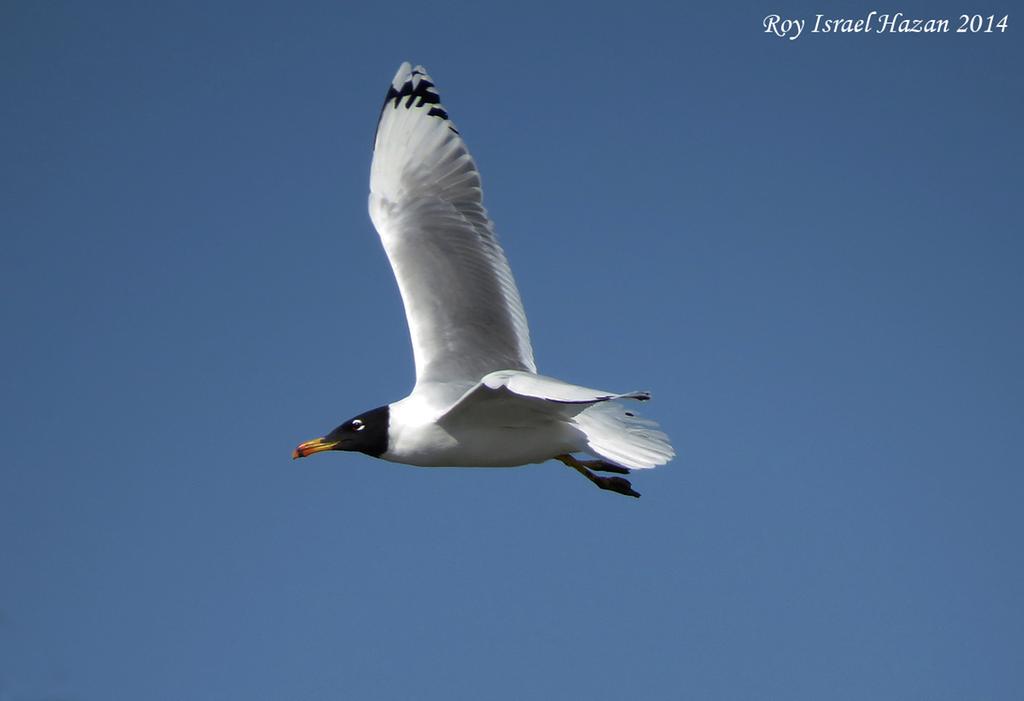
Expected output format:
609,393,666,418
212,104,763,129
438,370,650,428
481,370,650,403
369,63,535,392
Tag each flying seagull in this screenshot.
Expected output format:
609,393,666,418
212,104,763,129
293,63,674,497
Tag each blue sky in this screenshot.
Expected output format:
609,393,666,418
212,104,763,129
2,1,1022,699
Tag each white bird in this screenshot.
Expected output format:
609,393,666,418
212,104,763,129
293,63,674,497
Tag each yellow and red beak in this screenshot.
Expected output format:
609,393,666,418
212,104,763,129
292,437,340,459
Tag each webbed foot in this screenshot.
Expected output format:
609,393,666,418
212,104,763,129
554,454,641,498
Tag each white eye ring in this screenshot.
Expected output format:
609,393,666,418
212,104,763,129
352,419,365,431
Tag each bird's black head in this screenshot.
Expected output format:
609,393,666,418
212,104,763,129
293,405,390,459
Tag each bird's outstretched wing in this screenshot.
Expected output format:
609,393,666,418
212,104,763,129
369,63,535,400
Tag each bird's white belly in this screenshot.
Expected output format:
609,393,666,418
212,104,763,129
382,420,581,468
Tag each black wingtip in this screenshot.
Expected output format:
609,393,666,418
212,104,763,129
372,64,457,149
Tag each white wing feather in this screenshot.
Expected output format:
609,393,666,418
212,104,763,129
438,370,673,469
480,370,651,404
369,63,535,401
440,370,650,425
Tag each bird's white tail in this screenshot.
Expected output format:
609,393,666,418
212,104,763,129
573,401,675,469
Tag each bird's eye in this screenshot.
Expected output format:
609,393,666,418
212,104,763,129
352,419,365,431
